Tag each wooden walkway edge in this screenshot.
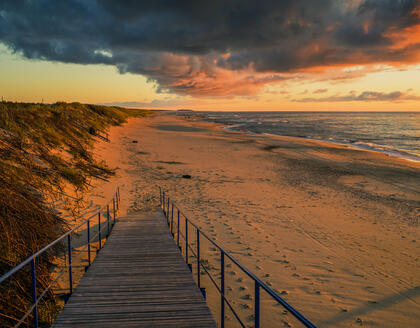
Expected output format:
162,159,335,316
52,211,216,327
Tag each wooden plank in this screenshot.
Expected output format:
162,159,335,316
52,211,216,327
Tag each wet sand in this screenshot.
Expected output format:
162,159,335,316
89,112,420,327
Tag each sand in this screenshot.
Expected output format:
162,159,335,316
87,112,420,328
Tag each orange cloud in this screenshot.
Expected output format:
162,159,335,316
149,55,295,97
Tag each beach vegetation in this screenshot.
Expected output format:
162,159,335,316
0,101,152,327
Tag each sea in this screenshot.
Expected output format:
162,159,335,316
178,111,420,162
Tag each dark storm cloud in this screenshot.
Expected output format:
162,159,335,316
0,0,419,96
332,0,420,50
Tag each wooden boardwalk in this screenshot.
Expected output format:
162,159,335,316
53,211,216,327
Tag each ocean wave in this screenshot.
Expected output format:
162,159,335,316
344,140,420,162
259,131,420,163
222,123,246,130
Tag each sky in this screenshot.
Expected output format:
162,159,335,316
1,0,420,111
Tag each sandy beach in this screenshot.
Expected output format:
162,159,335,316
88,112,420,327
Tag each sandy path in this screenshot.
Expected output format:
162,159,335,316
89,112,420,328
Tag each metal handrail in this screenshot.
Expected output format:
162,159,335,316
159,187,317,328
0,187,121,328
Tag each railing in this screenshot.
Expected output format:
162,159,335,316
159,188,317,328
0,188,121,328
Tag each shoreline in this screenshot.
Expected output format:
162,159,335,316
210,119,420,167
89,112,420,327
218,123,420,164
180,111,420,164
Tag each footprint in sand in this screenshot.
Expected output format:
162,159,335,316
275,259,290,264
241,294,253,300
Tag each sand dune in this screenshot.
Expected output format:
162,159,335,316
89,112,420,327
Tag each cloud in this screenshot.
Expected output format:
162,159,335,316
314,88,328,94
1,0,420,97
294,90,420,102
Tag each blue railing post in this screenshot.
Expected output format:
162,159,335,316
113,198,116,224
30,258,39,328
197,229,200,289
167,197,170,220
170,203,174,236
164,196,167,217
87,220,91,266
98,212,101,250
107,205,110,238
107,204,110,228
162,191,165,213
113,199,115,224
185,218,189,268
116,191,119,210
177,209,180,247
255,281,260,328
67,235,73,295
166,198,170,225
221,251,225,328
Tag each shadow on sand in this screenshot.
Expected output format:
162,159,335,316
320,285,420,326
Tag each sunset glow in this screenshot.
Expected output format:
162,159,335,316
1,1,420,111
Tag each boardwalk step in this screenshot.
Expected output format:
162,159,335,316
52,211,216,328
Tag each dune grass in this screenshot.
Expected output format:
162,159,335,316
0,101,152,327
